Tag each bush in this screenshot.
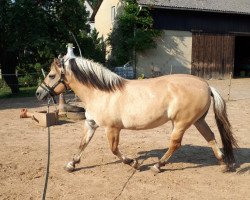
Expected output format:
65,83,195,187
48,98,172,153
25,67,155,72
18,74,38,87
107,0,161,67
0,79,7,88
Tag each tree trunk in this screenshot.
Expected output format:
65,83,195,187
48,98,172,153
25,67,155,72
1,51,19,94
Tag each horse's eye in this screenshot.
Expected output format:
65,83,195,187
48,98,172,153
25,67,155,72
49,74,56,79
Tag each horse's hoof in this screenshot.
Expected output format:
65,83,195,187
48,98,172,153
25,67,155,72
222,163,236,172
151,164,161,175
130,159,139,170
220,164,230,173
229,163,237,172
123,158,133,165
64,161,75,172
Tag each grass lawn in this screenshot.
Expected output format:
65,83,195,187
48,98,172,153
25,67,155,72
0,86,37,99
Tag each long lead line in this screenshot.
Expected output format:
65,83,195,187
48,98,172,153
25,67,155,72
42,98,52,200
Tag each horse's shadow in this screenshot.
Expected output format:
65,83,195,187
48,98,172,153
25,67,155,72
136,144,250,173
73,145,250,173
56,119,75,125
74,160,122,172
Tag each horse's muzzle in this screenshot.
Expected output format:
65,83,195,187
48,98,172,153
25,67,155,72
36,87,49,101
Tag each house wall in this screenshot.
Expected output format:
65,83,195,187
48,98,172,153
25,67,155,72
94,0,122,40
136,30,192,78
150,8,250,79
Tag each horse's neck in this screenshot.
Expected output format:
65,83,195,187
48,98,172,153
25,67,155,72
68,78,96,107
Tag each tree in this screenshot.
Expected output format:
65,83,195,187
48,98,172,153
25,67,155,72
107,0,161,67
0,0,19,93
0,0,105,93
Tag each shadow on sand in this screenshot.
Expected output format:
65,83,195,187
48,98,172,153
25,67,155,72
136,144,250,173
72,144,250,174
73,160,122,172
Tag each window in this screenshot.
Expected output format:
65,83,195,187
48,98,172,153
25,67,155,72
111,6,116,24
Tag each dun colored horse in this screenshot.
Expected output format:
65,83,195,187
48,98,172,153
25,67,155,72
36,57,238,173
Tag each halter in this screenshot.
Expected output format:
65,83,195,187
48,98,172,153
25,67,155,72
39,58,68,97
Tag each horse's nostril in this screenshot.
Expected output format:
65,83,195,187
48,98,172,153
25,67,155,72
36,92,40,97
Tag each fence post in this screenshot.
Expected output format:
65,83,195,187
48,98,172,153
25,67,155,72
227,72,232,101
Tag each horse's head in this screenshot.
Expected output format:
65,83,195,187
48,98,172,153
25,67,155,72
36,58,69,101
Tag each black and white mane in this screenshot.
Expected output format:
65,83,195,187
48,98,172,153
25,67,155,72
68,57,126,92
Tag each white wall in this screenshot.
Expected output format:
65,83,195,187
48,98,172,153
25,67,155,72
136,30,192,78
94,0,122,40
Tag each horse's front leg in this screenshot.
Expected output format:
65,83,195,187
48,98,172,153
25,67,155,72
105,127,139,169
65,119,98,172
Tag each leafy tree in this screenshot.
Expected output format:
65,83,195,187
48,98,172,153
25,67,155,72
78,29,105,63
0,0,104,94
107,0,161,67
0,0,19,93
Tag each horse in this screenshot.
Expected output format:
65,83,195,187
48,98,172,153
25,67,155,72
36,57,238,173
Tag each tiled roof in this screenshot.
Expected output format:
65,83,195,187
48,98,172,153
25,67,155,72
138,0,250,15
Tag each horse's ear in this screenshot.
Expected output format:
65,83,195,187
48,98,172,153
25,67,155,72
53,58,61,68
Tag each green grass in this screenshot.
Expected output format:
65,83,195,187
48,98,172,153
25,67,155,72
0,86,37,99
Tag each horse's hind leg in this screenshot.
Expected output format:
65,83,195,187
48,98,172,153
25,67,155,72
152,125,185,173
106,127,139,169
65,119,98,172
194,118,225,166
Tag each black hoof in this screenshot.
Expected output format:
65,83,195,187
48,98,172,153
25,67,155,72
130,159,139,169
123,158,134,165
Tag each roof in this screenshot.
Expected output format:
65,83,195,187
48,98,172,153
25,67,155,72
138,0,250,15
89,0,103,22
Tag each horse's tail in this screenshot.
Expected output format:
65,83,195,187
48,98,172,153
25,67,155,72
210,86,238,164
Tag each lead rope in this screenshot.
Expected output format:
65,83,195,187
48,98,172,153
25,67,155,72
42,98,52,200
40,34,80,199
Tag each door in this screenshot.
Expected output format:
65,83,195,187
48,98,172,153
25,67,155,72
192,33,235,79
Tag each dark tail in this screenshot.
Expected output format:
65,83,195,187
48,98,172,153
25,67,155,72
210,87,238,164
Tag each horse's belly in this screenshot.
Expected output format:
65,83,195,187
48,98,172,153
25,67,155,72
121,114,169,130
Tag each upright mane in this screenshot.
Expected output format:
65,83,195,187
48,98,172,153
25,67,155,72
68,57,126,92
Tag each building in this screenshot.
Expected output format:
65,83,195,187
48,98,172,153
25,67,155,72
90,0,123,40
92,0,250,79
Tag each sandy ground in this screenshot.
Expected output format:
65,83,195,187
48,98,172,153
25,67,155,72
0,78,249,200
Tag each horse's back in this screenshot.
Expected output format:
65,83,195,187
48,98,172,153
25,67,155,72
127,74,209,97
